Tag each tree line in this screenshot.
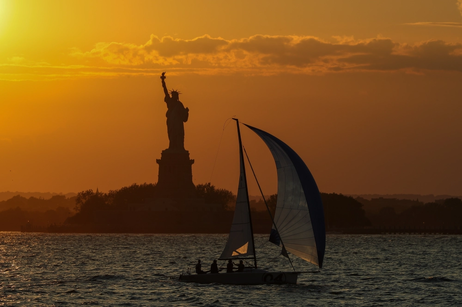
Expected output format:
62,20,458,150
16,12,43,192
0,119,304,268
65,185,372,230
0,195,75,231
360,197,462,228
1,183,461,232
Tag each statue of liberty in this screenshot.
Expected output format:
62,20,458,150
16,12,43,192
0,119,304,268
160,72,189,151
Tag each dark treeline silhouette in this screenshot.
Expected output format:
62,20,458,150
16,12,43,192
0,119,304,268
0,191,77,202
69,183,159,224
2,184,461,233
67,183,234,225
352,194,461,204
0,194,75,212
195,183,235,210
60,183,237,233
356,197,423,216
322,193,371,229
364,197,462,229
248,194,278,214
0,195,75,231
61,187,371,233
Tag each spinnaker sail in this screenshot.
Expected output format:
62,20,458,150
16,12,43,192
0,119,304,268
244,124,325,268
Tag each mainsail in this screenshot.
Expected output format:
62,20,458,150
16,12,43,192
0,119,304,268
244,124,326,268
219,120,256,263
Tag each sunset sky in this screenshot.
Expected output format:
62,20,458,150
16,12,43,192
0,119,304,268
1,0,462,196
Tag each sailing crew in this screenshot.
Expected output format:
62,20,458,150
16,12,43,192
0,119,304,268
196,260,205,274
211,260,219,274
226,260,234,273
237,260,245,272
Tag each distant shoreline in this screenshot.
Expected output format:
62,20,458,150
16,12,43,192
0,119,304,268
18,227,462,235
2,191,461,203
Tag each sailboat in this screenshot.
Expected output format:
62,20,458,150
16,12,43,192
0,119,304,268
179,119,325,284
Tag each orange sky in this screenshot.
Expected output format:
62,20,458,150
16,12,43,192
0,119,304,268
1,0,462,196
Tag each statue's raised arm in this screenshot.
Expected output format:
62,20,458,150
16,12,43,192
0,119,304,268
161,72,170,98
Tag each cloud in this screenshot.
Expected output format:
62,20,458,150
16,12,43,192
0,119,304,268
2,35,462,80
227,36,397,68
405,1,462,28
70,35,228,66
340,40,462,72
7,57,26,64
406,21,462,28
70,35,462,74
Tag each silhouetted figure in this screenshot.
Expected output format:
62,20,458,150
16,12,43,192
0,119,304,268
196,259,205,274
226,259,234,273
211,260,219,274
161,72,189,151
237,260,245,272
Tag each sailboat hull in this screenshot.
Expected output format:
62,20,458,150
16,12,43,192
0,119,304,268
179,270,299,285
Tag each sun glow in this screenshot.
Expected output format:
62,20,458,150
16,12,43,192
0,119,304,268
0,0,9,36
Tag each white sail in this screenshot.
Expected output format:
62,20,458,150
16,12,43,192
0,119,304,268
245,124,325,268
219,122,255,260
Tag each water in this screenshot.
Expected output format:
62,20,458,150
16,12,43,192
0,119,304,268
1,233,461,306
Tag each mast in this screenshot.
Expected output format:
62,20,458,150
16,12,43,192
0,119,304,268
233,118,258,269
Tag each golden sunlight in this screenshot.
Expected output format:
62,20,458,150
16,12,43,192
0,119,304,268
0,0,9,35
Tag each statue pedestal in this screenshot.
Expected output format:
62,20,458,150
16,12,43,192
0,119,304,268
156,149,196,198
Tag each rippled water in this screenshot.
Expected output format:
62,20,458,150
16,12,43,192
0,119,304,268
1,233,461,306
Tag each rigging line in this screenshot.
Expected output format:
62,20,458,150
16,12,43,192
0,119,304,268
283,219,313,236
278,210,311,229
273,197,307,231
209,117,235,183
280,226,312,239
242,145,295,272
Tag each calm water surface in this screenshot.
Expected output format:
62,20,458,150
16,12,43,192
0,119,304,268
1,233,461,306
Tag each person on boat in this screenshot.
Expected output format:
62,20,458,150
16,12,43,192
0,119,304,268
210,260,219,274
195,259,205,274
160,72,189,151
226,259,234,273
237,260,245,272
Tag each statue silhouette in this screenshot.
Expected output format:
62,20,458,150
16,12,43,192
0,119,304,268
161,72,189,151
